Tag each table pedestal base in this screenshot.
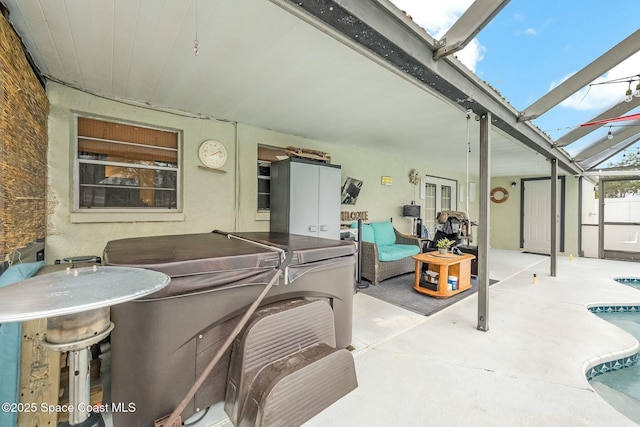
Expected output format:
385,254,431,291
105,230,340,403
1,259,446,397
58,411,105,427
44,323,113,426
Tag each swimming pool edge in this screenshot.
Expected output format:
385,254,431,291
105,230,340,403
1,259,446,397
585,303,640,381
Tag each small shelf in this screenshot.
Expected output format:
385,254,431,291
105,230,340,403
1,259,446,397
257,161,271,211
198,165,226,173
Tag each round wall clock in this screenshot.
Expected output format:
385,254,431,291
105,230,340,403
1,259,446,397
198,139,227,169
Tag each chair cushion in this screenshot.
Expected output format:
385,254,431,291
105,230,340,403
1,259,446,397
0,261,44,286
351,222,375,243
370,221,396,246
0,261,44,427
377,244,420,262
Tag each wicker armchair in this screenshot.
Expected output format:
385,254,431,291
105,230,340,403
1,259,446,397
360,228,420,285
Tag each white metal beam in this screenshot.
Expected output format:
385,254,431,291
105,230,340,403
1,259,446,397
574,120,640,162
582,168,640,177
433,0,510,60
519,28,640,122
283,0,583,175
554,97,640,147
550,159,558,277
579,134,640,170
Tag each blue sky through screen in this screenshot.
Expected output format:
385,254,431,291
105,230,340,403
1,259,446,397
391,0,640,167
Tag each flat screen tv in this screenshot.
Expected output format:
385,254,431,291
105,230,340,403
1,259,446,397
402,204,421,218
341,177,363,205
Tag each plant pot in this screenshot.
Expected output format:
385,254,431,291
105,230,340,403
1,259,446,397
438,248,447,255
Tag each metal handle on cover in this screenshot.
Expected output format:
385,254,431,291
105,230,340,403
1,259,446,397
309,225,318,232
320,225,329,231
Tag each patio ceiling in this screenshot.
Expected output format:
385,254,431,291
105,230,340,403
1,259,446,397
2,0,628,178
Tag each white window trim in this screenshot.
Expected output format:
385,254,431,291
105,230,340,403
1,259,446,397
70,211,185,223
420,175,458,209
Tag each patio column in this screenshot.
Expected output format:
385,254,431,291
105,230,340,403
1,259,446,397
477,112,491,332
598,178,605,259
550,159,558,276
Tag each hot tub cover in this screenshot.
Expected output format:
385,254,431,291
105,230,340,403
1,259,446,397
103,231,355,299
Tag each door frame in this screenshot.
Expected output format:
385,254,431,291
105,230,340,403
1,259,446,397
420,175,458,234
519,176,566,253
600,177,640,261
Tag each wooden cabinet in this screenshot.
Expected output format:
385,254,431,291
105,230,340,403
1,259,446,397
270,158,341,239
412,252,475,298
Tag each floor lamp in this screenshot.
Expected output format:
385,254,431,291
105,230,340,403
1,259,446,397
403,204,422,237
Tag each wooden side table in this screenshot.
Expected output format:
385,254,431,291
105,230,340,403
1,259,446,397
412,252,475,298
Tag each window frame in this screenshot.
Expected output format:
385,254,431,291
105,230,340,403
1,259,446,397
72,114,182,214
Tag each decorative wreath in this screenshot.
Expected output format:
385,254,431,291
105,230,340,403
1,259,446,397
490,187,509,203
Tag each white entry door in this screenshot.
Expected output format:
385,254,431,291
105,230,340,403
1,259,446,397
523,178,562,254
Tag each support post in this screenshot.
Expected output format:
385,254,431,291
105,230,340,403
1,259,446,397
477,113,491,332
598,179,605,259
578,176,583,257
357,219,363,286
550,159,558,276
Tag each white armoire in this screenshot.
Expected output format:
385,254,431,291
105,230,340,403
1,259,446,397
270,158,341,240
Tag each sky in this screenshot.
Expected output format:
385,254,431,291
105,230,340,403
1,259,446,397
390,0,640,167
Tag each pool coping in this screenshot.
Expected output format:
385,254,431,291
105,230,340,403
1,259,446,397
584,303,640,381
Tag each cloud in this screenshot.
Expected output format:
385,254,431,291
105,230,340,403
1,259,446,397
516,27,537,36
557,51,640,111
389,0,483,71
454,39,486,73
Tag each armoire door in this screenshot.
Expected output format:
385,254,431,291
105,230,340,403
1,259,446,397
317,165,341,239
289,161,320,236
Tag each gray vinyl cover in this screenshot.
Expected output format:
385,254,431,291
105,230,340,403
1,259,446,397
104,232,356,427
224,299,336,425
103,231,356,299
238,342,357,427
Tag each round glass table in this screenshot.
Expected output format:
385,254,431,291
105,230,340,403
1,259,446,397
0,266,170,427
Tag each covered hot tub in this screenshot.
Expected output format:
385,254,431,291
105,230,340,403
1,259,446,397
103,231,356,427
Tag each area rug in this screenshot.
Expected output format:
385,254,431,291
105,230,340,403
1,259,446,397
358,273,498,316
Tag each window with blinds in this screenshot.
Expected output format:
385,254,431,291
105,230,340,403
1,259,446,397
75,116,180,209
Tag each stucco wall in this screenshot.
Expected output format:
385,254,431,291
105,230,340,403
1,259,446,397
46,83,586,262
47,82,237,261
46,83,479,261
237,124,479,232
487,177,520,250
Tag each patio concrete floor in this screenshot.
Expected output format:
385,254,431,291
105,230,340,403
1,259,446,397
184,249,640,426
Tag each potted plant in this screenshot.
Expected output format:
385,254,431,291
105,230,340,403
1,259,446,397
436,237,456,254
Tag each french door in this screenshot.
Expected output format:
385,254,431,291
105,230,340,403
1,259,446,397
421,176,457,237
